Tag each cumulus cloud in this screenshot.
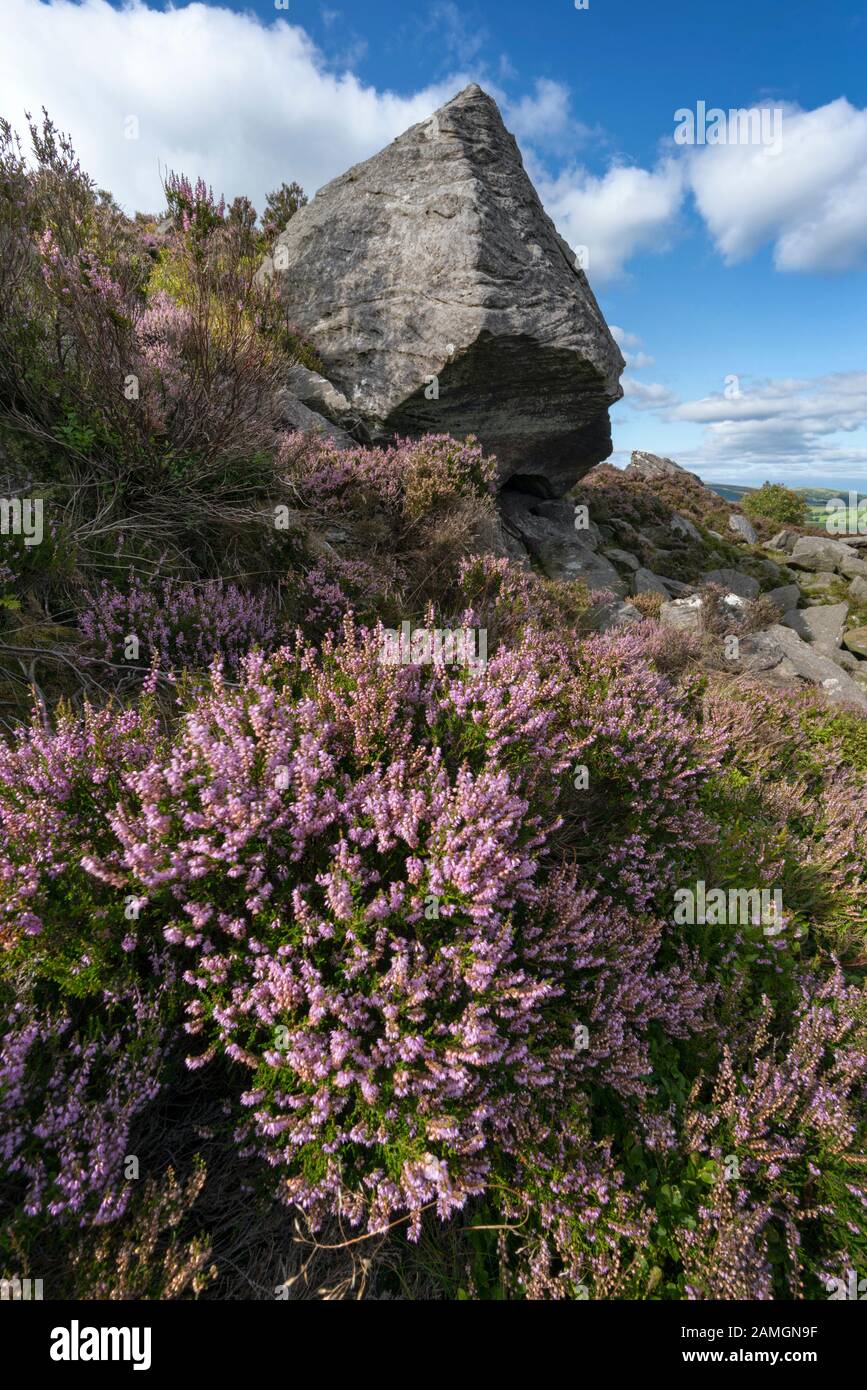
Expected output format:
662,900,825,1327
3,1,867,286
506,78,597,156
621,378,680,411
668,372,867,476
684,98,867,271
0,0,463,214
610,326,654,369
538,160,685,282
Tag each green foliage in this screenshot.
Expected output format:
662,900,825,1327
741,481,809,527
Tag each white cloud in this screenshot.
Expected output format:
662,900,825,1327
668,372,867,476
506,78,596,155
684,98,867,271
0,0,462,214
538,160,685,282
611,326,654,369
621,378,680,411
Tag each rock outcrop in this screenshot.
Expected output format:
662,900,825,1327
625,451,702,485
263,84,624,497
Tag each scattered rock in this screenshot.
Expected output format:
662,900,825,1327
670,513,702,543
659,595,703,632
728,513,757,544
284,364,353,422
661,576,695,597
735,632,787,673
588,599,643,632
797,572,839,600
701,568,760,600
842,626,867,659
633,567,674,597
782,602,848,652
275,389,355,448
787,536,857,572
759,625,867,709
602,546,640,571
849,575,867,603
499,493,626,593
839,553,867,579
765,583,801,615
766,530,796,552
265,84,624,497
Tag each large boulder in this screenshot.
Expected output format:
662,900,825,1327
762,625,867,709
787,536,857,572
262,84,624,497
782,602,848,653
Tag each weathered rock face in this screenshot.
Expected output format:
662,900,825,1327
263,84,624,497
625,451,702,485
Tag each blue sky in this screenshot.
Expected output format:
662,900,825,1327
4,0,867,486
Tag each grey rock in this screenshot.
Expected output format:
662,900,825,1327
798,571,838,598
736,632,787,673
602,546,640,571
752,556,785,582
588,599,643,633
284,365,353,421
275,390,355,448
670,513,702,542
633,567,674,597
534,498,602,549
765,584,801,615
626,451,702,484
849,575,867,603
839,553,867,578
760,625,867,709
782,602,848,651
659,596,704,632
728,513,757,544
702,568,760,600
661,577,696,597
829,648,860,671
265,84,624,497
499,493,627,593
842,626,867,659
766,530,796,552
788,536,857,572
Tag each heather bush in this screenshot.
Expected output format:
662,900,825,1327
0,611,864,1298
81,575,278,674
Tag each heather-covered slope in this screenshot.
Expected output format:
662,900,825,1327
0,113,864,1304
